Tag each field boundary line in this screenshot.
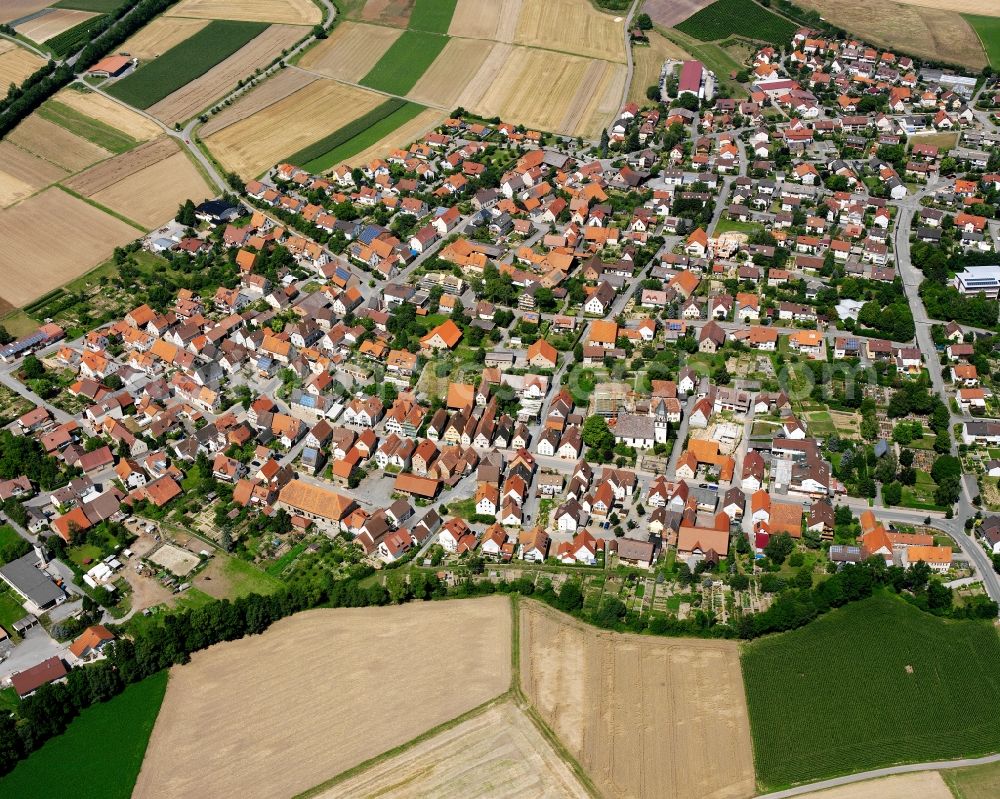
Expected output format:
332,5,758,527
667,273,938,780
54,182,147,231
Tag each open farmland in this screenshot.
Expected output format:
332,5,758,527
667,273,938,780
148,23,307,125
0,188,138,308
964,14,1000,68
51,87,162,141
0,672,168,799
311,701,589,799
358,0,415,28
448,0,521,40
629,30,692,105
106,20,268,108
795,0,987,69
794,772,954,799
407,0,458,33
198,67,316,136
204,78,386,177
520,601,755,799
133,597,511,799
165,0,320,24
39,99,142,153
361,29,450,95
0,41,46,87
742,593,1000,791
64,136,179,195
0,141,68,207
53,0,122,10
335,106,445,168
298,21,403,83
299,101,427,172
944,759,1000,799
13,8,96,43
119,16,210,60
515,0,625,62
676,0,797,44
8,115,111,173
407,36,496,108
0,0,51,23
643,0,715,27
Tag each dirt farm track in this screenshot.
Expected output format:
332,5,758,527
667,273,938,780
133,597,512,798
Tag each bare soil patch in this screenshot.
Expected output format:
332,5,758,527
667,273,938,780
148,23,308,125
299,20,402,83
795,772,953,799
642,0,715,27
15,8,96,43
119,16,210,61
148,542,200,576
90,150,211,228
0,141,68,207
8,114,111,173
340,106,445,167
515,0,625,62
0,188,137,307
359,0,414,28
204,78,385,177
134,597,512,799
0,42,46,86
448,0,522,40
520,600,755,799
408,36,496,108
52,88,162,141
0,0,51,24
165,0,320,25
315,701,589,798
65,136,179,195
795,0,986,69
198,66,316,136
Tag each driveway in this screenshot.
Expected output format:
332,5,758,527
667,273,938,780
0,624,67,682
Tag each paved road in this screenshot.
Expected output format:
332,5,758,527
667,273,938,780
756,751,1000,798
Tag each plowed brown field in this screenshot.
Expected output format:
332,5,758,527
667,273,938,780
0,0,50,24
358,0,414,28
133,597,512,799
520,601,755,799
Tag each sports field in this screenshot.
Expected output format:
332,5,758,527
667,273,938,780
360,29,450,95
107,20,268,109
133,598,511,798
0,671,168,799
677,0,796,44
742,592,1000,790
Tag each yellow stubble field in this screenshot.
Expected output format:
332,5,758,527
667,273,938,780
0,141,68,208
14,9,95,43
51,88,162,141
298,20,402,83
514,0,625,63
407,36,497,109
8,115,111,173
119,16,209,60
165,0,320,25
448,0,522,41
0,41,46,87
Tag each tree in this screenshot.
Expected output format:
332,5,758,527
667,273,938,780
635,12,653,28
899,448,914,467
557,581,584,613
582,415,615,461
764,533,794,565
859,414,878,441
21,354,45,380
931,455,961,484
882,482,902,506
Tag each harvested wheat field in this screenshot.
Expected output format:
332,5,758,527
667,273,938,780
0,0,50,24
0,188,137,307
8,115,110,173
629,30,692,105
15,9,95,43
515,0,625,62
0,42,45,87
90,151,210,228
133,597,512,799
794,772,953,799
313,701,588,799
894,0,1000,11
119,16,209,60
298,21,402,83
166,0,320,24
358,0,414,28
204,78,386,177
0,141,68,207
520,601,755,799
448,0,522,41
643,0,715,27
198,67,316,136
796,0,986,69
341,107,446,167
52,88,162,141
148,23,308,125
65,136,179,195
408,37,497,108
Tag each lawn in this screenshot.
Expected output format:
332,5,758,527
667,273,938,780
360,30,450,95
963,14,1000,70
714,217,762,235
222,555,282,597
660,27,746,96
0,671,168,799
67,543,104,568
742,592,1000,790
0,687,18,715
292,98,426,172
38,100,140,154
408,0,458,33
106,20,268,109
172,586,215,611
676,0,797,45
901,470,942,511
0,524,30,562
0,590,25,634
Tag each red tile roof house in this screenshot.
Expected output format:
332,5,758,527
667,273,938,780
12,656,68,697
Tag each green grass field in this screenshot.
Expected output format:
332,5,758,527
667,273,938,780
0,590,25,635
299,100,426,172
0,671,168,799
222,555,282,597
38,100,139,153
408,0,458,33
53,0,122,11
106,20,267,109
360,30,449,95
676,0,796,45
944,759,1000,799
742,592,1000,790
46,15,108,57
963,14,1000,70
